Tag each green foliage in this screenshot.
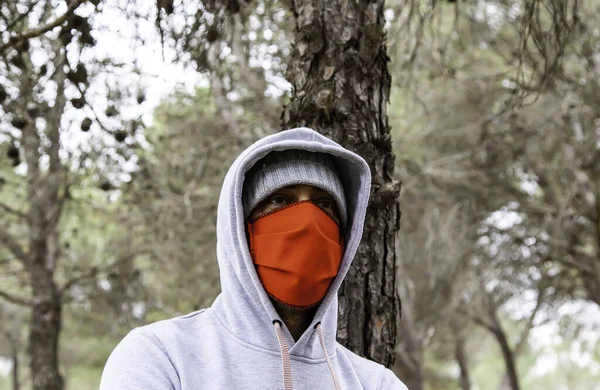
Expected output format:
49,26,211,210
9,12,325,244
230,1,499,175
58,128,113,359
1,0,599,388
120,87,242,316
388,0,600,389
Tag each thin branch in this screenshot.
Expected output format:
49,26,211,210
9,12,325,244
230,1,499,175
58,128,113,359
0,202,27,219
514,292,544,356
0,256,17,266
394,346,419,373
0,227,28,263
470,315,498,334
60,266,99,295
60,250,151,295
0,0,87,54
206,38,247,139
72,81,113,133
0,289,32,306
6,0,41,31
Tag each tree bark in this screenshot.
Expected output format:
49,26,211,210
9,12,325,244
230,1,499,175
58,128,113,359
585,181,600,306
11,348,19,390
394,277,423,390
24,171,65,390
582,273,600,307
471,285,522,390
28,267,64,390
480,298,520,390
455,336,471,390
5,334,21,390
498,290,543,390
18,48,67,390
283,0,400,367
492,325,520,390
482,306,520,390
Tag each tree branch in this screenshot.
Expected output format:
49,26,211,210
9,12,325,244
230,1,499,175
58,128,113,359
47,49,68,174
0,202,27,219
0,0,87,54
0,289,32,306
206,38,244,139
60,250,150,296
0,227,28,263
514,291,544,356
6,0,41,31
395,346,418,373
60,266,99,295
471,314,498,334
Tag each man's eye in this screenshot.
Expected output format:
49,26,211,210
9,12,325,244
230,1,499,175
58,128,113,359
269,196,288,206
316,199,334,209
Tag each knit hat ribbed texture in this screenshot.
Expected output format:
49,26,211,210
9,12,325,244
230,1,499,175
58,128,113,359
243,150,347,227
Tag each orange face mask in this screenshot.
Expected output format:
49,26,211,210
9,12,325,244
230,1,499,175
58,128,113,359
247,201,343,308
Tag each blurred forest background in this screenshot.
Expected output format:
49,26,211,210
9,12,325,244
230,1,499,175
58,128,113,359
1,0,600,389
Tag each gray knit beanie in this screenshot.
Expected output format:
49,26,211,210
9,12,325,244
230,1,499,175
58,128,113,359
243,150,347,227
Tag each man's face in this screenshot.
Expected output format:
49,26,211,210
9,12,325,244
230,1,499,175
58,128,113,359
249,184,340,225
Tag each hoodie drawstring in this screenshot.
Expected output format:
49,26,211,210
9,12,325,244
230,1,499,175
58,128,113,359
315,323,341,390
272,321,341,390
274,321,294,390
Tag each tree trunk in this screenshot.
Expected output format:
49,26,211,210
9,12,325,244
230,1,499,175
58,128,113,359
26,192,64,390
498,290,543,390
283,0,400,367
584,183,600,305
454,336,471,390
477,293,521,390
594,183,600,307
394,279,423,390
8,338,20,390
18,47,67,390
12,350,19,390
394,335,423,390
583,272,600,307
492,324,520,390
28,268,64,390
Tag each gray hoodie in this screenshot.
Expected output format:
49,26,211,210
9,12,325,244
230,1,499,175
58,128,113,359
100,128,408,390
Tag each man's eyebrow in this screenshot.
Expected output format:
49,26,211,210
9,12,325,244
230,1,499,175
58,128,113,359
313,189,333,196
273,187,295,192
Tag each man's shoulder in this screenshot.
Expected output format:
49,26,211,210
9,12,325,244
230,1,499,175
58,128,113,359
139,308,210,339
111,308,212,357
100,309,213,389
100,309,211,389
335,343,382,371
335,343,409,390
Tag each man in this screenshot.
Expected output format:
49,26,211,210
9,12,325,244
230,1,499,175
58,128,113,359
100,128,408,389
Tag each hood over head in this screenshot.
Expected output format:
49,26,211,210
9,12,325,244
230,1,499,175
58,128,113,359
211,127,371,360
